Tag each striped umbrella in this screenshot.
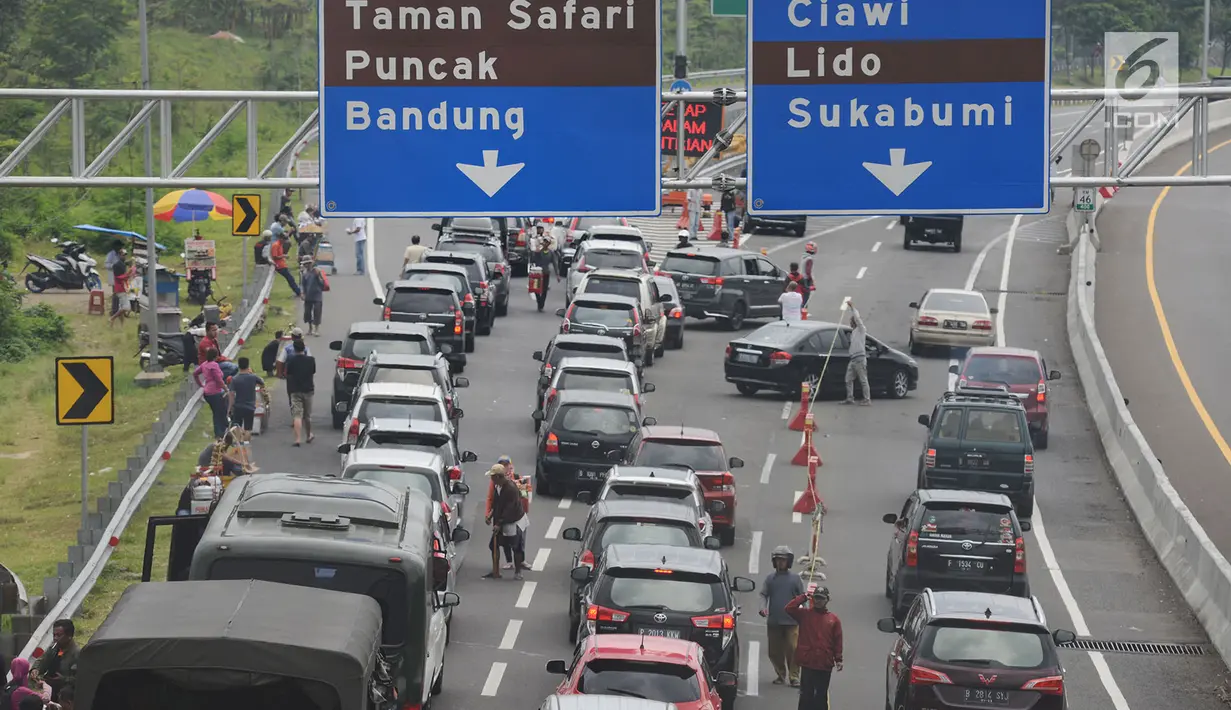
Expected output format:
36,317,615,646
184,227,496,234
153,189,232,222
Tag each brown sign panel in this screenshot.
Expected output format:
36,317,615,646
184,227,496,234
661,101,725,159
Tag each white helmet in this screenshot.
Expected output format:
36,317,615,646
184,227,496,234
677,229,691,239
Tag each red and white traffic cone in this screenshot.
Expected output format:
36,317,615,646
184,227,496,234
801,307,809,321
677,201,690,230
708,211,724,241
732,226,741,249
793,454,821,513
791,412,821,467
789,382,811,431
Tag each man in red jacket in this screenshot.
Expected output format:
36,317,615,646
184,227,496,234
786,585,843,710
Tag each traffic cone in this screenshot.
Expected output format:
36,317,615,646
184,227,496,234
708,211,724,241
732,227,741,249
788,382,811,431
793,455,821,514
677,201,690,230
760,247,769,256
801,307,809,320
791,413,821,466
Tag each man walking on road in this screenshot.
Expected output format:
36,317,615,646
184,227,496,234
786,586,843,710
286,339,316,447
347,217,368,276
843,301,871,405
301,258,330,336
402,235,431,271
761,546,806,686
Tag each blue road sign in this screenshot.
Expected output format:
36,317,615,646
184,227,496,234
747,0,1051,215
318,0,662,218
670,79,693,93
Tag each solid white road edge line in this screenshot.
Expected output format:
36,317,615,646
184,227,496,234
545,515,564,539
515,581,537,608
792,491,804,523
856,266,867,280
766,217,879,255
947,228,1010,391
558,497,572,510
531,547,551,572
976,215,1132,710
872,241,882,252
746,641,761,697
499,619,522,650
481,662,507,696
760,453,777,485
749,530,763,576
366,218,381,300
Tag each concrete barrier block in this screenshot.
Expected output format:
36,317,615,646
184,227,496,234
42,577,61,605
56,562,75,579
86,512,103,531
118,468,138,485
97,495,115,515
109,480,131,499
127,456,142,473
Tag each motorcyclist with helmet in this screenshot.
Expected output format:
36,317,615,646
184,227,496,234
675,229,693,249
760,545,806,687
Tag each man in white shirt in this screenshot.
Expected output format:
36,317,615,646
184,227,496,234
346,218,368,275
779,282,804,322
844,302,871,405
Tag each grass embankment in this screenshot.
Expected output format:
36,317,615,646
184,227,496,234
0,26,313,624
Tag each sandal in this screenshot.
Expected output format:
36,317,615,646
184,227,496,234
307,434,315,444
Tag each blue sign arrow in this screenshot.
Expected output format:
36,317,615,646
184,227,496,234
318,0,663,218
747,0,1051,215
670,79,693,93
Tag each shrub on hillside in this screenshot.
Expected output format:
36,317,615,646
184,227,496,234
0,279,71,363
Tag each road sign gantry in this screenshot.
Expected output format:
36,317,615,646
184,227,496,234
747,0,1052,215
318,0,663,218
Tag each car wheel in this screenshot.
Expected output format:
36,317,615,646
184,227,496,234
719,526,736,547
1034,428,1049,450
892,585,909,621
952,237,963,253
726,302,747,330
1017,495,1035,519
888,369,910,399
496,299,509,316
477,320,492,336
533,416,541,433
644,348,654,367
535,470,553,495
332,408,345,430
909,335,922,356
465,334,476,352
736,383,760,396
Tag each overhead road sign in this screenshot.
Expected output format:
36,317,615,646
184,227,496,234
56,357,114,425
669,79,692,93
231,194,262,236
747,0,1051,215
318,0,663,218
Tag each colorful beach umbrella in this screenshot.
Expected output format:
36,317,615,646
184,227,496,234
153,189,232,222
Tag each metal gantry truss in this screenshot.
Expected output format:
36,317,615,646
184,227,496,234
1,86,1229,191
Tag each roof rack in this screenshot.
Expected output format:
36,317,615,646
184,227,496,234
941,387,1023,406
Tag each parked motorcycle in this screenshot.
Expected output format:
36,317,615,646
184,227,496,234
23,238,102,293
137,324,196,370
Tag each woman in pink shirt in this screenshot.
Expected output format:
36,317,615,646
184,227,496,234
194,348,229,438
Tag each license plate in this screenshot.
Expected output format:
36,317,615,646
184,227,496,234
943,320,967,330
636,627,682,638
965,455,990,469
947,558,988,572
736,353,759,364
962,688,1011,705
578,470,604,479
679,283,697,292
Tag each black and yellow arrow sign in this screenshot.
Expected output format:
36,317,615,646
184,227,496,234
55,356,114,425
232,194,262,237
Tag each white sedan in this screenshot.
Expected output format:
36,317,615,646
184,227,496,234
908,288,997,354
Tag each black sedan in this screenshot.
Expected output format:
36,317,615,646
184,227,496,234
724,320,918,399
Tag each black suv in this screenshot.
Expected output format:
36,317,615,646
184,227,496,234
876,590,1075,710
424,252,496,336
532,389,654,497
374,280,467,357
561,502,722,637
533,334,635,409
658,247,787,330
916,387,1036,517
401,263,477,341
328,321,441,429
882,490,1031,620
438,234,511,316
557,294,647,367
570,544,754,688
743,213,807,237
902,215,964,252
355,352,468,418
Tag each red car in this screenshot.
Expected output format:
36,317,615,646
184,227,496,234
546,634,736,710
951,347,1061,449
624,426,744,546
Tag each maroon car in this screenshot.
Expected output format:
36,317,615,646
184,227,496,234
952,347,1061,449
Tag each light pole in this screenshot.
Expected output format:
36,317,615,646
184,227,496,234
137,0,164,380
1202,0,1211,81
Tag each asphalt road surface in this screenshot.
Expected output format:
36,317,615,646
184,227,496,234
1096,125,1231,582
238,110,1231,710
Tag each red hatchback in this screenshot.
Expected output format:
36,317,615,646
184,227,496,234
951,347,1061,449
547,634,736,710
624,426,745,547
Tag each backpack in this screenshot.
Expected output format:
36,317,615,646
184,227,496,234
1,679,19,710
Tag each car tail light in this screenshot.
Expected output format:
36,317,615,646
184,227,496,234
454,310,463,335
906,530,919,566
547,388,558,403
445,395,453,411
725,345,732,359
579,549,595,567
692,613,735,630
441,501,451,517
382,306,391,320
918,316,939,326
909,666,952,686
402,702,422,710
671,307,683,319
1024,454,1034,475
1021,676,1064,695
586,604,629,623
335,356,362,379
700,276,724,286
448,466,462,481
544,364,553,378
769,350,791,365
632,324,642,337
924,448,936,467
1014,536,1026,573
546,432,559,454
348,418,360,443
480,281,488,291
972,319,993,330
517,230,526,246
715,472,735,492
1037,379,1046,403
561,319,571,333
494,263,505,275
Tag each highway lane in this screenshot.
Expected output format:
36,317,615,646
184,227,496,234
1096,128,1231,582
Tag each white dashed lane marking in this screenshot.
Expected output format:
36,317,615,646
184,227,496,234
482,663,507,696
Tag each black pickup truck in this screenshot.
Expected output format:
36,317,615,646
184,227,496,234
900,215,964,253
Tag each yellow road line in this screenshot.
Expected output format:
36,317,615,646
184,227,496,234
1144,137,1231,471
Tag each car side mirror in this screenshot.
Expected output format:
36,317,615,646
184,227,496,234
532,350,544,362
659,293,671,303
461,450,478,463
703,536,721,550
882,513,898,524
329,340,343,351
917,414,930,427
452,482,470,495
731,576,755,593
337,443,352,454
646,259,656,268
1020,520,1032,532
556,308,567,317
876,617,901,634
545,660,569,675
708,500,727,515
451,526,471,543
606,449,623,462
562,527,583,541
989,307,999,314
454,377,470,388
570,566,592,583
908,302,919,309
716,671,738,689
431,223,442,231
643,383,656,393
1053,629,1077,645
451,409,464,419
948,364,959,375
384,282,392,291
373,297,384,306
728,456,745,469
1049,370,1062,381
438,591,461,608
576,490,594,504
532,411,545,422
439,343,454,355
642,416,657,426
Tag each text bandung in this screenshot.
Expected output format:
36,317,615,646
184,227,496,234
786,96,1014,128
346,101,525,140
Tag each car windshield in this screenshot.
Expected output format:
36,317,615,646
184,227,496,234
584,278,640,300
389,290,455,313
570,304,636,328
742,323,810,347
575,218,625,231
602,569,720,614
402,272,467,295
636,442,726,470
370,368,440,387
559,405,638,436
963,356,1041,385
594,521,696,549
358,398,442,423
577,660,701,703
344,335,431,359
924,292,987,313
347,467,439,500
921,504,1012,540
963,410,1024,443
661,255,719,275
923,625,1047,669
442,241,500,262
360,435,454,464
607,483,692,501
581,250,643,270
449,218,495,233
558,370,634,394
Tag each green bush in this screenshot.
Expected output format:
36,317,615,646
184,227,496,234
0,279,71,363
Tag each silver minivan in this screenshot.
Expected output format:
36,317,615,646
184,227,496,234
574,269,670,361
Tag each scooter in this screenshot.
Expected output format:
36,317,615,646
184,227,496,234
23,238,101,293
137,324,196,369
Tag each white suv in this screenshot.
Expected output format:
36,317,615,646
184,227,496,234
573,269,670,360
581,465,719,537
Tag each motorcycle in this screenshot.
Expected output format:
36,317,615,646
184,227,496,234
186,268,214,306
137,324,196,370
23,238,102,293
